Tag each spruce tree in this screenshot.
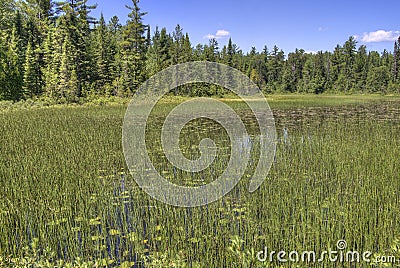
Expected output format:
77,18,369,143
227,38,234,67
205,38,219,61
58,34,78,102
42,24,60,98
146,26,162,77
392,37,400,82
55,0,97,97
366,66,390,93
181,33,192,62
109,16,122,34
313,51,327,94
267,45,284,91
23,41,41,98
107,15,122,95
0,0,16,31
340,36,357,92
159,27,171,68
300,55,314,93
93,13,113,95
2,24,24,101
120,0,147,95
354,45,368,92
282,51,301,92
170,24,187,64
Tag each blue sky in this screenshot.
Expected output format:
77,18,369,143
91,0,400,54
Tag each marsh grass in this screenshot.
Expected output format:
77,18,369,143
0,97,399,267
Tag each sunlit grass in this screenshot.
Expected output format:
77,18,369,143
0,97,399,267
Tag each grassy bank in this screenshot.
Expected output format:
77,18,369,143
0,93,398,113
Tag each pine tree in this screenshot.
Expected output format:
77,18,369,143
192,44,203,61
106,16,122,95
20,0,53,21
181,33,192,62
282,51,299,92
220,45,227,63
366,66,390,93
120,0,147,95
13,11,26,49
354,45,368,92
367,51,381,68
392,37,400,82
341,36,357,92
146,26,162,77
205,38,219,61
0,0,16,31
226,38,234,67
250,68,262,88
23,41,41,98
109,16,122,34
313,51,327,94
146,24,151,50
300,55,314,93
19,0,54,98
2,24,24,101
267,45,284,91
58,34,78,102
170,24,185,65
159,27,171,67
42,24,61,98
329,45,343,91
93,13,114,95
55,0,97,97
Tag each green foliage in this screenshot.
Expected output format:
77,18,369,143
42,24,59,98
371,237,400,267
0,24,24,101
23,41,41,98
92,13,116,96
146,26,170,77
366,66,391,93
227,236,259,267
58,34,79,101
0,0,15,31
1,0,400,101
120,0,148,96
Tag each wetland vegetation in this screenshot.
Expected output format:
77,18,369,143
1,95,399,267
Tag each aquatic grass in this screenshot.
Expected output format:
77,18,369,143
0,98,399,266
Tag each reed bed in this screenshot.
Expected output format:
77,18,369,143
0,99,399,267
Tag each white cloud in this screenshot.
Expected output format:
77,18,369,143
318,27,328,32
361,30,400,43
216,30,230,37
203,34,216,39
203,29,230,39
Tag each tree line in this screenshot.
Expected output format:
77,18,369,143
1,0,400,103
